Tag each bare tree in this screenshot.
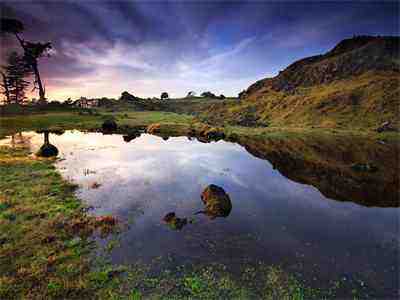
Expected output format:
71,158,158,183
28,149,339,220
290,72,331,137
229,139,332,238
1,18,52,103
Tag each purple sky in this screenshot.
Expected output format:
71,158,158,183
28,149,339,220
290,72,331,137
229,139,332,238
1,1,398,100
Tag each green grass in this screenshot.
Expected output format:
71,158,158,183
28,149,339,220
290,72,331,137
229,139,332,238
0,110,195,139
0,121,375,298
0,145,320,299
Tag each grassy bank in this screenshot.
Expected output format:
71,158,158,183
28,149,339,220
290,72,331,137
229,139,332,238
0,146,123,298
1,110,398,142
0,121,376,299
0,146,312,299
0,111,194,139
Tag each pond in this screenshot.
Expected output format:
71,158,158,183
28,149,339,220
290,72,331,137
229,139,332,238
1,130,399,297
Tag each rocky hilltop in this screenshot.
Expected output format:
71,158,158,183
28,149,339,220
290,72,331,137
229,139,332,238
201,36,400,130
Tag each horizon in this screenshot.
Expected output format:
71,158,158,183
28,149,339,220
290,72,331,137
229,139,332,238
1,1,399,101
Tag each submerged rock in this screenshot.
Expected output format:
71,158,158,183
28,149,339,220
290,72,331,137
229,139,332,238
163,212,187,230
102,119,118,131
198,184,232,219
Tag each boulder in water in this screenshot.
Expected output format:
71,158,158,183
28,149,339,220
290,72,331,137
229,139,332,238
199,184,232,219
163,212,187,230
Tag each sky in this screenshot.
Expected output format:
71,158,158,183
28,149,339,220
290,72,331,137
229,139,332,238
0,1,399,101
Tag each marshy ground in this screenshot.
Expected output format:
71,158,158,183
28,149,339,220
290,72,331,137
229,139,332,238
0,108,398,299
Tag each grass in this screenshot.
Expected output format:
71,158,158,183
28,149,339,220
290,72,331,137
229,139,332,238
0,143,318,299
198,71,400,132
1,109,398,144
0,110,195,139
0,116,380,298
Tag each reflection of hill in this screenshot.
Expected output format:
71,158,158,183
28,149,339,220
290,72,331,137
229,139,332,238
238,135,399,207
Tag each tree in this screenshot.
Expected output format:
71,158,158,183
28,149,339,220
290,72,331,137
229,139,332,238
0,71,10,104
1,52,31,105
219,94,226,99
1,18,52,103
161,92,169,100
186,91,196,98
201,91,216,98
120,91,137,102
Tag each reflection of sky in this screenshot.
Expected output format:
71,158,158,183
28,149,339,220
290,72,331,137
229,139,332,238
1,131,398,293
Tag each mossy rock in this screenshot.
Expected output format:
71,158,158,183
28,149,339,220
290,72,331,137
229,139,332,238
146,123,161,134
163,212,187,230
37,143,59,157
200,184,232,219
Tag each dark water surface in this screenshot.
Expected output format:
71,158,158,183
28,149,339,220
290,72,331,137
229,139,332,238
2,131,399,297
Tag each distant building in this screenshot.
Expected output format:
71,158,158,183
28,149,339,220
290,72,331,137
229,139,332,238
75,97,99,108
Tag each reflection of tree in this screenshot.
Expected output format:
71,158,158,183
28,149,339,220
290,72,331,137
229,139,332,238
10,132,31,148
36,131,59,157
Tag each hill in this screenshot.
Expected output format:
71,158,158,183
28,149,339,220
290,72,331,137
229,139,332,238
200,36,400,130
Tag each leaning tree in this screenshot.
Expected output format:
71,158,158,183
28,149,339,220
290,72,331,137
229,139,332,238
1,18,52,104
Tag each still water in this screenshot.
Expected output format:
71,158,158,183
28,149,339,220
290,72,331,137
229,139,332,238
2,131,399,297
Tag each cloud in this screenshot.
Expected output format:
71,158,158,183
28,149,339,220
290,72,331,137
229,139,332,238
2,1,398,100
62,40,156,72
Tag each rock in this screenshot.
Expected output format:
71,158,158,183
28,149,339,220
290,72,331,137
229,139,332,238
204,127,225,140
102,119,117,131
123,130,141,142
351,163,378,172
199,124,212,136
163,212,176,223
146,123,161,134
163,212,187,230
376,121,396,133
36,143,59,157
199,184,232,219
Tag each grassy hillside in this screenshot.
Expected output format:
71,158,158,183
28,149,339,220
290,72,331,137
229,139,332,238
199,36,400,130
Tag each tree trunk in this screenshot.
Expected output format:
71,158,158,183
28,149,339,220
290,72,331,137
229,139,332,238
15,34,46,103
1,72,10,104
44,131,49,144
32,62,46,103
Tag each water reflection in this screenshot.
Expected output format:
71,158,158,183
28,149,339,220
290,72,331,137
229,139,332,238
36,130,59,157
0,130,398,297
238,136,399,207
123,132,141,143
